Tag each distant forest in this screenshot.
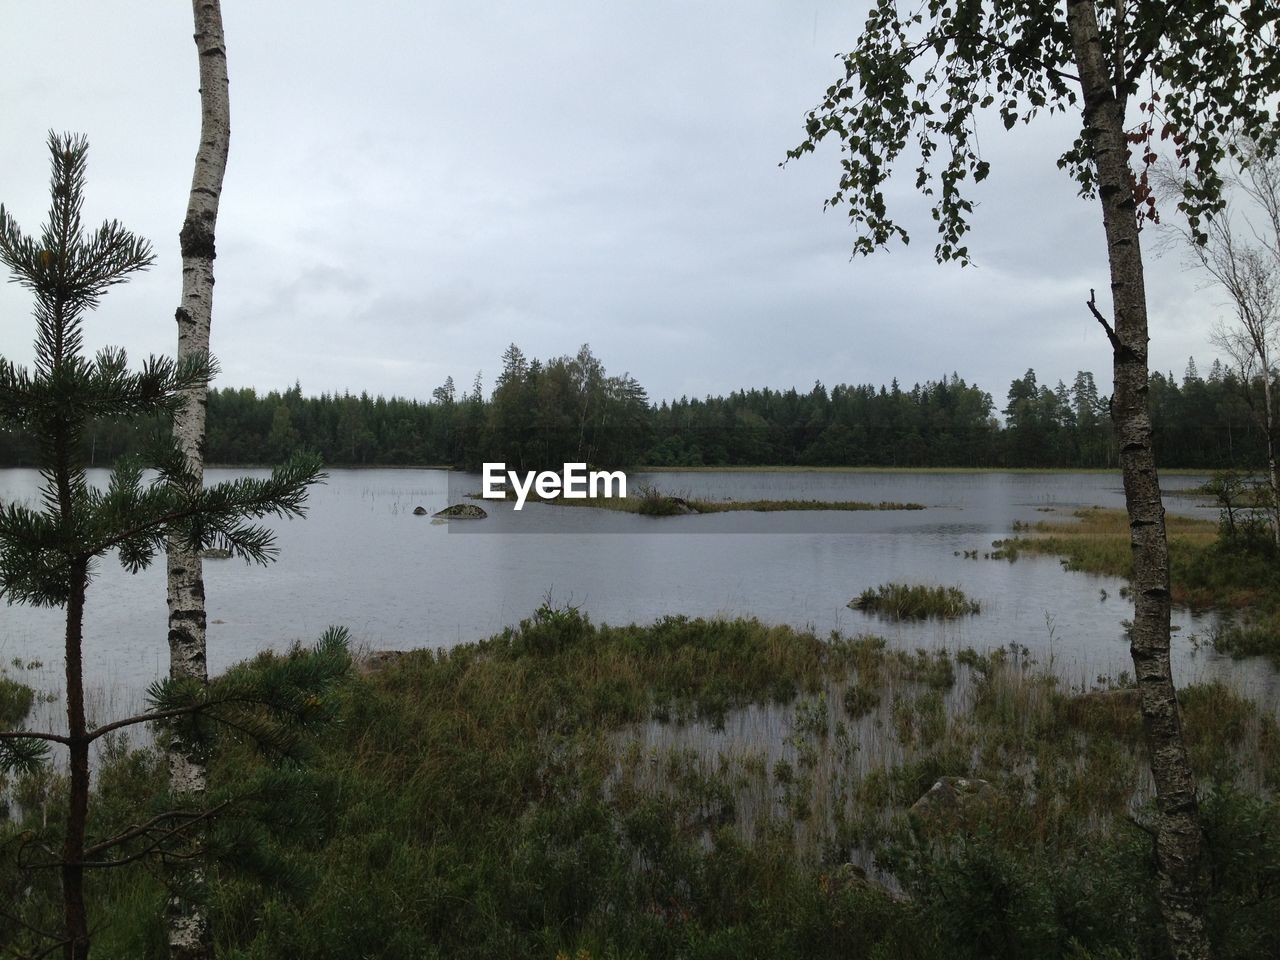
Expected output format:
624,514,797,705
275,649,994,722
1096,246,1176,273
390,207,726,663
0,345,1271,471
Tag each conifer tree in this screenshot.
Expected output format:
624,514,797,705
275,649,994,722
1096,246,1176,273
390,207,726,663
0,134,336,960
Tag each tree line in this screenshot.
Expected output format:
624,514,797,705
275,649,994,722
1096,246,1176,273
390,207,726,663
0,345,1272,472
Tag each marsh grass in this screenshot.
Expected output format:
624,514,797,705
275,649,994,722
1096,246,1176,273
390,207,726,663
3,609,1278,959
850,583,981,620
996,508,1229,602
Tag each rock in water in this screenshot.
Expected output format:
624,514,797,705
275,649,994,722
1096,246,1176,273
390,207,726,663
412,506,428,516
199,547,232,559
432,503,488,520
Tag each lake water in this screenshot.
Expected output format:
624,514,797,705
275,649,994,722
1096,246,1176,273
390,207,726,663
2,467,1276,725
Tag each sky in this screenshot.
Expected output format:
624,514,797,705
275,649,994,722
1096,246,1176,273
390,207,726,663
0,1,1237,408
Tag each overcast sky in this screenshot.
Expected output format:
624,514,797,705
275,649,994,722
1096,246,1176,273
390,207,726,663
0,1,1234,408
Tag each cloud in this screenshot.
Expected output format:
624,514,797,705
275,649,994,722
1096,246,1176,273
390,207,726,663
0,1,1235,408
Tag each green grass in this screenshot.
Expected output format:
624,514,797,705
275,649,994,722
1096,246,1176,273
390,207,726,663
4,609,1280,959
994,507,1223,602
850,583,981,620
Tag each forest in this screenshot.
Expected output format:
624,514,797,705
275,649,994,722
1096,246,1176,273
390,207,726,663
0,344,1270,473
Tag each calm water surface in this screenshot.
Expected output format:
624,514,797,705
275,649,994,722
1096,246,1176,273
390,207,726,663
1,467,1275,719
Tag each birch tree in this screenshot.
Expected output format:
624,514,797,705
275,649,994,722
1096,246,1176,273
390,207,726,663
1165,144,1280,544
166,2,230,956
788,3,1279,957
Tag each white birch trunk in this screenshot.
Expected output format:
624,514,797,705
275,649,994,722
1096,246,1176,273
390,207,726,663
166,3,229,958
1065,3,1209,958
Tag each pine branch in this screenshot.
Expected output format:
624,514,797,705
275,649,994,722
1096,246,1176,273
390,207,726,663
20,802,231,872
84,802,230,861
0,734,54,774
85,626,351,747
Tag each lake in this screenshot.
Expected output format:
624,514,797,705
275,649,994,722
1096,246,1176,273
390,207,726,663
2,467,1276,725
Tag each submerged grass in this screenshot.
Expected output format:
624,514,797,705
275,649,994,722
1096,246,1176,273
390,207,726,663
850,583,981,620
4,608,1279,959
994,506,1280,663
996,508,1222,602
686,498,924,513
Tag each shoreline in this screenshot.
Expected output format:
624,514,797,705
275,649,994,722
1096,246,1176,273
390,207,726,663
0,463,1232,476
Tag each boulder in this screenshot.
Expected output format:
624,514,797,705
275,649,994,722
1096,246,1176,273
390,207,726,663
908,776,996,836
412,506,428,516
432,503,488,519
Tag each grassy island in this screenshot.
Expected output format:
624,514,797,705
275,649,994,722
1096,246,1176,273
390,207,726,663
475,486,925,516
850,584,981,620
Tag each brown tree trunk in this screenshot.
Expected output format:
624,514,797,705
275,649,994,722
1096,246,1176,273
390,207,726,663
165,2,230,957
1064,2,1209,958
61,560,90,960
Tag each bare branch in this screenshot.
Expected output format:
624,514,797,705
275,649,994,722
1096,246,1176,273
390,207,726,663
1087,289,1123,352
83,802,229,858
0,730,69,745
22,801,231,872
85,693,261,742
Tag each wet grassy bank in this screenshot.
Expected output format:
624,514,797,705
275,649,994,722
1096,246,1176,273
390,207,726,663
2,608,1277,959
995,507,1280,663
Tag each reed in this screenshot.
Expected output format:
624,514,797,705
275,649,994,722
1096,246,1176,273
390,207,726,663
850,583,981,620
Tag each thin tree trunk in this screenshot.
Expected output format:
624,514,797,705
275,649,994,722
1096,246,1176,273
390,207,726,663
62,561,90,960
166,3,229,957
1065,2,1209,958
1261,357,1280,545
52,303,92,957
